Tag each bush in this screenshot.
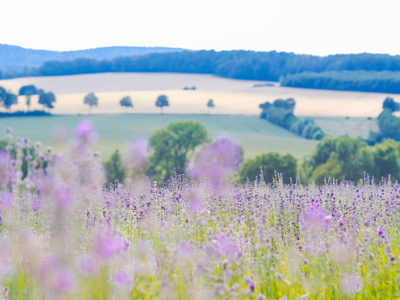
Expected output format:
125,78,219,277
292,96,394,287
104,150,126,184
259,98,325,140
239,152,297,184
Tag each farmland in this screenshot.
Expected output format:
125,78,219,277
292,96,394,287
0,73,393,117
1,114,319,160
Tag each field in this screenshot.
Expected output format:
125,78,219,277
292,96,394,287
0,114,319,160
0,132,399,299
0,73,397,300
0,73,394,117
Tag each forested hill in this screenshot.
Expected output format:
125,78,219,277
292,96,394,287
2,48,400,93
0,44,186,71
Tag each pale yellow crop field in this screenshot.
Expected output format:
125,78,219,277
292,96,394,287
0,73,393,117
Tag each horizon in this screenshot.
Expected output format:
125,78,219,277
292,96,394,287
1,0,400,56
2,42,399,58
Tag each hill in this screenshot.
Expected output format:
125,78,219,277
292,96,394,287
0,43,186,71
2,48,400,94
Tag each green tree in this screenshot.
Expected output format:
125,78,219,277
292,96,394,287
303,136,380,184
239,152,297,184
207,99,215,114
3,92,18,111
19,85,38,111
119,96,133,113
38,92,56,111
84,92,98,115
148,121,208,182
155,95,169,115
372,139,400,181
104,150,126,184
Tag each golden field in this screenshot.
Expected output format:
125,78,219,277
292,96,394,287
0,73,393,117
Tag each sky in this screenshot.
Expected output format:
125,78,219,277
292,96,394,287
1,0,400,56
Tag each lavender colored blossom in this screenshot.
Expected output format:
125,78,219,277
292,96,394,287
54,186,73,210
77,255,97,275
73,120,98,143
177,241,193,257
341,273,361,295
111,271,132,286
249,281,255,292
0,192,13,209
126,138,150,167
95,229,129,260
32,196,41,212
39,254,59,272
302,204,330,232
57,269,76,290
187,138,242,181
215,234,240,258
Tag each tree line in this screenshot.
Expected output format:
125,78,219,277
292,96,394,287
280,71,400,94
0,85,217,116
2,50,400,84
0,84,56,114
259,98,325,140
102,120,400,186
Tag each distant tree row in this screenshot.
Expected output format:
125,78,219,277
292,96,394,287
84,93,215,115
3,50,400,84
280,71,400,94
259,98,325,140
0,84,56,112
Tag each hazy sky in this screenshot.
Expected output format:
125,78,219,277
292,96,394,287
1,0,399,55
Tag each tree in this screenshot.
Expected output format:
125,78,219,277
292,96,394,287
3,92,18,111
19,85,38,111
302,136,378,184
155,95,169,115
119,96,133,114
38,92,56,111
84,92,98,115
0,87,6,108
148,121,208,182
104,150,126,184
207,99,215,114
239,152,297,184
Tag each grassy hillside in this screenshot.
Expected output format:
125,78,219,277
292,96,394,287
0,114,318,160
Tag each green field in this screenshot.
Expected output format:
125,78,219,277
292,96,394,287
1,114,320,161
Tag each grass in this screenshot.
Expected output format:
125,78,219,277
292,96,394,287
1,114,319,160
312,116,378,139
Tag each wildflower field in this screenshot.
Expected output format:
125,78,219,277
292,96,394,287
0,121,399,299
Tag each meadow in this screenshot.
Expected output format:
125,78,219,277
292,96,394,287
0,121,398,299
0,114,318,160
0,73,393,117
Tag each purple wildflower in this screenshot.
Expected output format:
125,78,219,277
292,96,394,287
215,234,240,258
111,271,132,286
95,229,129,260
73,120,98,143
187,138,242,181
78,255,97,275
57,269,76,290
54,186,73,210
177,241,193,257
249,281,255,292
0,192,13,209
